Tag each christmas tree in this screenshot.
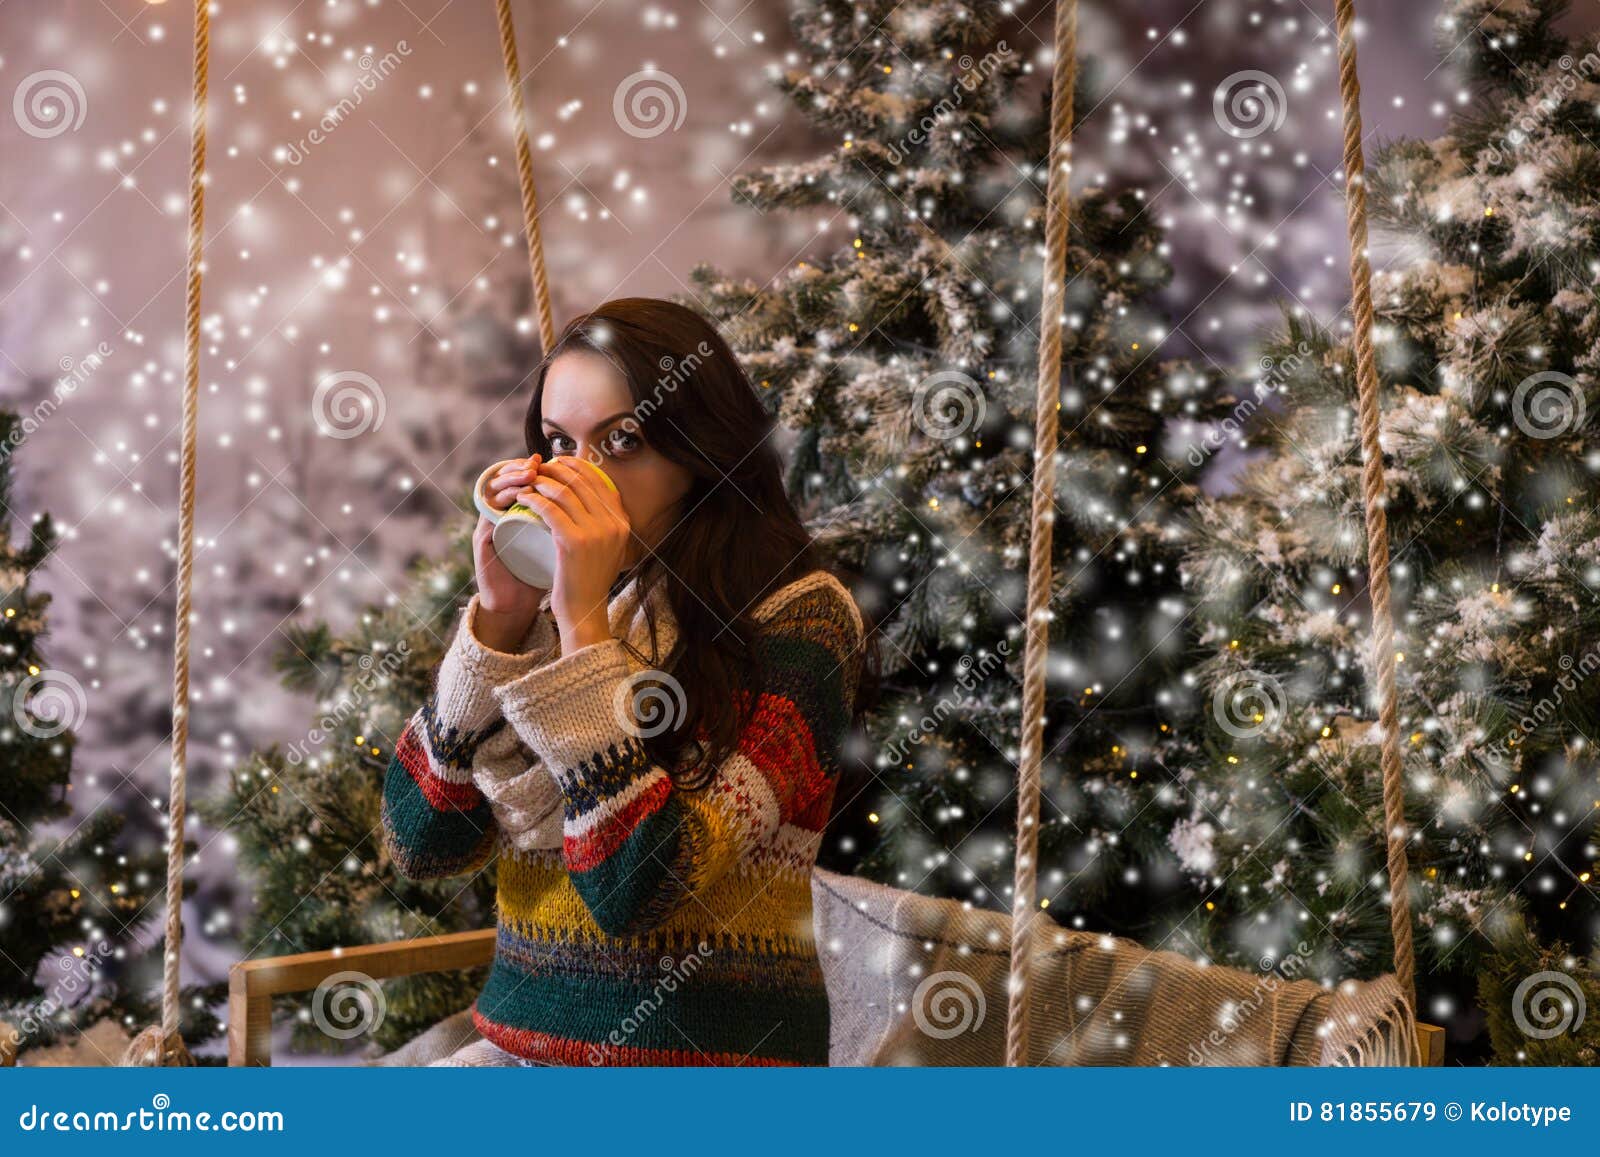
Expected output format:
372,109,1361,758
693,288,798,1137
0,408,222,1063
687,0,1237,942
1174,0,1600,1061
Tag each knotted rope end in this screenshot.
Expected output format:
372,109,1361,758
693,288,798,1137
119,1024,196,1067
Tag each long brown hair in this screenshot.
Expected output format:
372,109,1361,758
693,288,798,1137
522,297,880,789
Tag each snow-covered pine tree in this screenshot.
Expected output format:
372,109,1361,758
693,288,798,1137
688,0,1237,943
0,408,222,1062
1174,0,1600,1061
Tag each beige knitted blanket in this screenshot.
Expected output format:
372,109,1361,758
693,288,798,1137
376,867,1414,1067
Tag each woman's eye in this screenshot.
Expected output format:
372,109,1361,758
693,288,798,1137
547,434,574,455
604,429,642,457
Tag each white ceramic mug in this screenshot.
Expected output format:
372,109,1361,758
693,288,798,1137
472,456,618,590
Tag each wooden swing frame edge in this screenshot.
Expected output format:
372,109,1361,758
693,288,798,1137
221,929,1444,1068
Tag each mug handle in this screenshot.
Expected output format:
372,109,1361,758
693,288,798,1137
473,460,515,526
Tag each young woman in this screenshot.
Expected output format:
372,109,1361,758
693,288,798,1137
381,297,878,1066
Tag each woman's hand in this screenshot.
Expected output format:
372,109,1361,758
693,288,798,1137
517,456,631,654
473,454,546,651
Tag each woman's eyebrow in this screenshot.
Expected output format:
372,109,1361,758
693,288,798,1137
542,411,637,435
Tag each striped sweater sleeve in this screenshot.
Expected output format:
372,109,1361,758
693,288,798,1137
382,593,560,881
491,576,864,938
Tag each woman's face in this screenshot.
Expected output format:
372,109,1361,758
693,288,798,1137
538,348,694,569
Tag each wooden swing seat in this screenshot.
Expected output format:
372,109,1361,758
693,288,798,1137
226,869,1445,1067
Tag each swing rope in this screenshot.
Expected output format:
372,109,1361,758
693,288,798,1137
493,0,558,353
1333,0,1418,1021
1007,0,1077,1069
121,0,555,1067
122,0,209,1067
1006,0,1419,1066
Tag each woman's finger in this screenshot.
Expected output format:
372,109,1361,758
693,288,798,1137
533,458,599,518
488,455,542,508
518,489,580,543
489,478,532,509
522,472,588,525
539,456,620,521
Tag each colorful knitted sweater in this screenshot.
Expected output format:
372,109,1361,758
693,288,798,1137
381,567,864,1066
